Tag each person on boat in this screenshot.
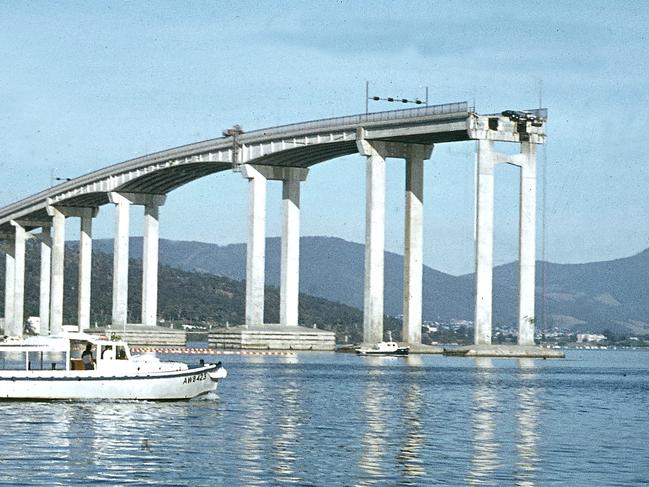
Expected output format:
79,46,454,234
102,346,114,360
81,343,95,370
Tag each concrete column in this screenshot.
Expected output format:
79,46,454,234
142,203,160,327
241,165,267,325
4,239,15,335
280,174,301,326
39,228,52,335
109,193,131,328
356,136,432,345
49,207,66,335
518,142,537,346
474,140,496,345
403,156,425,345
9,222,26,337
78,212,93,331
361,144,386,344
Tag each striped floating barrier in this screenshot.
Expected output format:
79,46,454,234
130,347,294,356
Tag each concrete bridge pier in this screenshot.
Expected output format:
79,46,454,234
109,193,131,328
38,227,52,334
2,233,15,335
10,222,26,337
241,165,267,326
474,140,497,345
46,206,66,335
403,144,434,345
357,135,433,345
1,222,25,337
212,163,333,349
109,192,166,329
77,208,97,331
356,139,386,344
241,165,309,326
473,139,538,347
517,142,537,346
142,198,166,327
46,206,99,333
280,169,308,326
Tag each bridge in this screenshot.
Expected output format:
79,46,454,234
0,102,546,349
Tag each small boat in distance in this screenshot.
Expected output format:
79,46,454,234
356,341,410,356
0,332,227,400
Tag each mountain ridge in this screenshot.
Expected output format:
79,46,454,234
0,240,402,343
90,236,649,335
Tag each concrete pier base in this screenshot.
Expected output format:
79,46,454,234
209,325,335,351
91,325,186,347
443,344,565,358
407,343,444,354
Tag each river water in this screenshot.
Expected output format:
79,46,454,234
0,349,647,486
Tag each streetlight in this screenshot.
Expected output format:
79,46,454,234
50,170,72,186
365,81,429,114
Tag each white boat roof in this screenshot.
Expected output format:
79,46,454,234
0,332,129,352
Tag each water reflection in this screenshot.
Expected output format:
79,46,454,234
0,396,215,485
357,367,387,485
271,356,303,485
516,358,539,487
468,358,499,486
467,357,541,486
238,355,269,486
397,355,426,481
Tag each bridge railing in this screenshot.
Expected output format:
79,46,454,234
0,102,472,221
245,101,471,139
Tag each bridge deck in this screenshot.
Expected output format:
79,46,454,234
0,102,546,231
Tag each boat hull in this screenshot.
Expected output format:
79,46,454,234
0,363,226,401
356,349,410,356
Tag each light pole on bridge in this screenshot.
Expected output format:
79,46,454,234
365,81,429,114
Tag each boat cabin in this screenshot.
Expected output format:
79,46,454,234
0,333,133,372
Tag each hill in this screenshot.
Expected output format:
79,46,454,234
0,240,402,343
92,236,649,335
93,236,475,321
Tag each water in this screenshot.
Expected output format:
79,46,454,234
1,350,647,486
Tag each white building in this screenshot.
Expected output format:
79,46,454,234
576,333,607,343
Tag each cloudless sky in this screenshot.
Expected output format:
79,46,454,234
1,1,648,275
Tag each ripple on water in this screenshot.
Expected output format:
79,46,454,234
1,351,648,485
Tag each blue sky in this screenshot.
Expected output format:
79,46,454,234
1,1,648,275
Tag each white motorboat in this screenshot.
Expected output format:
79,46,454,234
356,341,410,356
0,332,227,400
